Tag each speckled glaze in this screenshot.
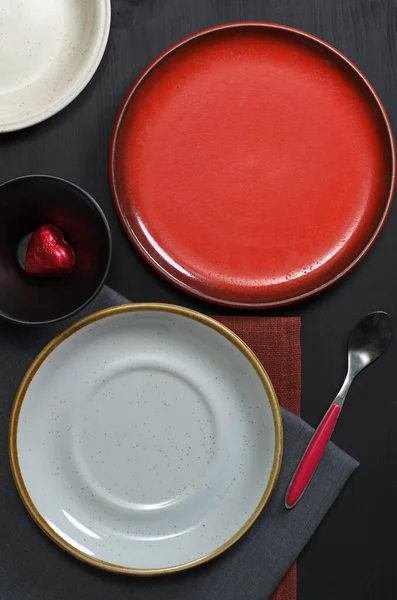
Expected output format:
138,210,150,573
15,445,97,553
9,305,283,574
0,0,110,132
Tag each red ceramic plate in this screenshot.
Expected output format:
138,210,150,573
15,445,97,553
110,23,395,307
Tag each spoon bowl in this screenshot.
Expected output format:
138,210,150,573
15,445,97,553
348,311,392,375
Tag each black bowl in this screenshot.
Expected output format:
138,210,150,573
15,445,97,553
0,175,112,325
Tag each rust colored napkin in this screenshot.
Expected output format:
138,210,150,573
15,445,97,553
0,287,358,600
215,317,301,600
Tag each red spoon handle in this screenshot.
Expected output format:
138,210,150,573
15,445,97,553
286,403,341,508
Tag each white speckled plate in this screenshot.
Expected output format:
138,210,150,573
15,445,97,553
9,305,282,574
0,0,110,132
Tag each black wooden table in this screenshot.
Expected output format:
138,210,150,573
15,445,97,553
1,1,397,598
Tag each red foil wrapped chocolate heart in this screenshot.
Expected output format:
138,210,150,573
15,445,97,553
25,225,76,277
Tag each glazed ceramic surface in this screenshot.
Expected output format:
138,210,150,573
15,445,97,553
0,0,111,132
111,23,395,308
10,305,282,573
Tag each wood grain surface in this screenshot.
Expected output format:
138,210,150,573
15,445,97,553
1,1,397,599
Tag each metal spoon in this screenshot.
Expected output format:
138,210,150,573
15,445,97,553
285,311,392,509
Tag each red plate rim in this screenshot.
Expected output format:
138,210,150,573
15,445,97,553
110,22,396,308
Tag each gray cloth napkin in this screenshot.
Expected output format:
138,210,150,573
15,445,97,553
0,286,359,600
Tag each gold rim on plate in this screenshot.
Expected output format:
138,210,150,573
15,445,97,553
9,303,283,575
